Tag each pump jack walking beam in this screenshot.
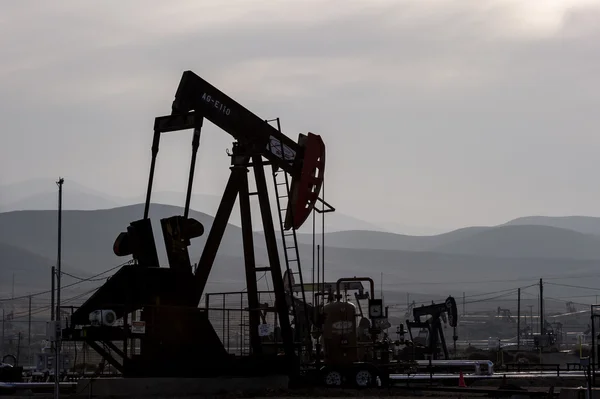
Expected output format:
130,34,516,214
171,71,301,175
171,71,326,230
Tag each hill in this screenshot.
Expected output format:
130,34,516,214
371,221,450,236
0,203,252,275
3,205,600,310
505,216,600,236
0,242,86,293
4,205,600,272
126,191,388,234
0,179,391,233
0,179,121,212
313,245,600,289
296,224,600,261
295,226,488,252
431,224,600,260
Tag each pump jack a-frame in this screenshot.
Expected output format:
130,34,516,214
62,71,328,378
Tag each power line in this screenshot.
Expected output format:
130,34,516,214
520,288,595,307
0,260,132,303
61,271,109,282
388,283,537,310
545,272,600,280
545,282,600,292
543,295,591,307
381,269,600,288
549,294,600,300
8,287,101,321
383,277,538,286
464,284,537,299
465,290,520,305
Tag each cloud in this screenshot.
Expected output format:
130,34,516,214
1,0,600,228
2,0,598,104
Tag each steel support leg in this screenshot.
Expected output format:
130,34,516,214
193,167,243,302
252,155,296,370
184,118,203,218
239,168,262,355
144,131,161,219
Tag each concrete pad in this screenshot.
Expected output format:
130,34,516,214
76,376,289,397
559,387,600,399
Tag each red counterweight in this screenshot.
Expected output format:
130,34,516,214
284,133,325,230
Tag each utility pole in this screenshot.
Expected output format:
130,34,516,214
54,177,64,399
56,178,64,322
540,278,544,337
51,266,55,321
537,294,540,334
462,292,466,316
527,305,534,337
16,332,21,366
517,288,521,350
28,296,31,366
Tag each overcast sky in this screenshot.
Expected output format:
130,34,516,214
1,0,599,231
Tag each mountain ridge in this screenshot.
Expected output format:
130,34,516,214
6,178,600,237
0,179,395,234
0,241,86,293
3,205,600,303
505,215,600,236
4,205,600,265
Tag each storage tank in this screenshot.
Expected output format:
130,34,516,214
322,301,358,365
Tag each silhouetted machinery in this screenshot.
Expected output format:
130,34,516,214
61,71,327,378
534,321,560,350
307,277,419,388
497,307,514,323
403,297,458,360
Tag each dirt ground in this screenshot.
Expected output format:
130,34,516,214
10,378,577,398
196,386,555,399
253,396,473,399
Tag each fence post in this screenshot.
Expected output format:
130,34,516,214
227,309,230,353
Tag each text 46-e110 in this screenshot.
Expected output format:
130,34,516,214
202,93,231,116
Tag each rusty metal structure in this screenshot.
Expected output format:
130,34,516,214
61,71,328,378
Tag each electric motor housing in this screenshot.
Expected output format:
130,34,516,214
89,309,117,327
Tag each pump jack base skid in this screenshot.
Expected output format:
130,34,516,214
75,375,291,397
62,266,295,378
63,327,291,378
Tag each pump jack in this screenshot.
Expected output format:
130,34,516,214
405,297,458,360
62,71,328,378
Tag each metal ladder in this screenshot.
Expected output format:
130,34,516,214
240,315,250,356
266,118,311,345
